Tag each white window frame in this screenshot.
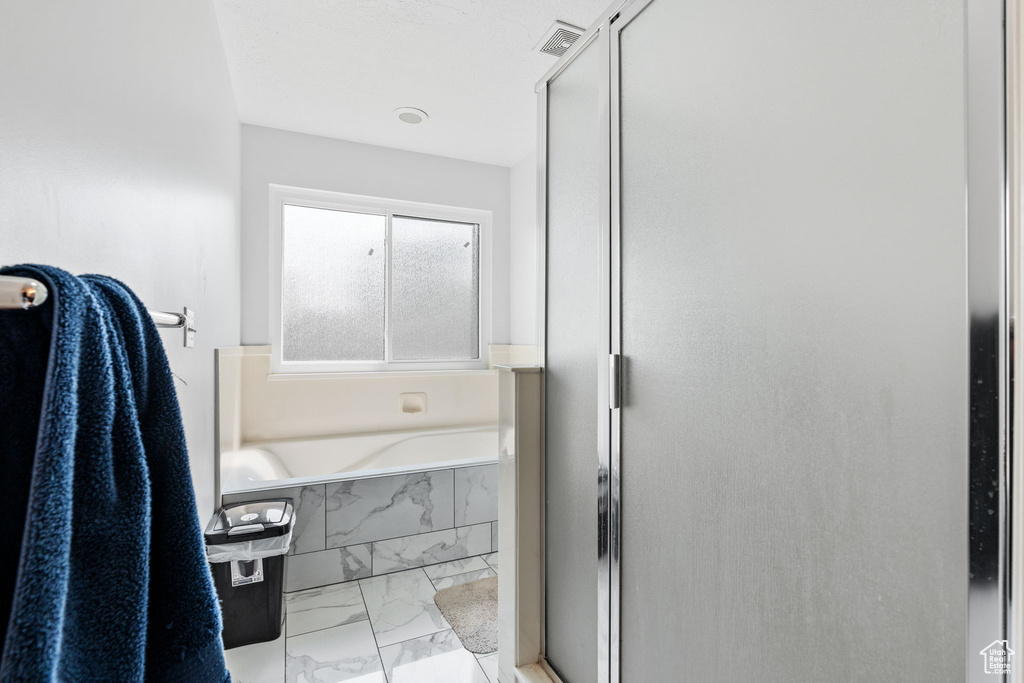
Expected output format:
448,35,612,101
269,184,492,375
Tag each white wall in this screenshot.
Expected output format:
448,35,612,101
240,124,512,346
509,150,539,346
0,0,241,521
230,348,496,444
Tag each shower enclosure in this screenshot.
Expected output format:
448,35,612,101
539,0,1011,681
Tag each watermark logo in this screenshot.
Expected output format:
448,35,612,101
980,640,1014,675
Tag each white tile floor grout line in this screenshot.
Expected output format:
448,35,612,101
283,551,496,594
289,520,496,561
354,576,386,680
280,613,370,639
426,567,496,592
374,626,455,650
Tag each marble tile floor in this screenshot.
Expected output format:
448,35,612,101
225,552,500,683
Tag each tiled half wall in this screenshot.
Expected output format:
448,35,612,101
222,463,499,593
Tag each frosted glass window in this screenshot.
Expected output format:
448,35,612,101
391,215,480,360
273,192,486,372
280,204,385,362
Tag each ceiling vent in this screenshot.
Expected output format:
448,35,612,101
535,21,585,58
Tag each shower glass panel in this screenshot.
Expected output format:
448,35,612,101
544,37,601,683
616,0,967,681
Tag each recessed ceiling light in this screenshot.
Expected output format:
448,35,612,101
394,107,428,124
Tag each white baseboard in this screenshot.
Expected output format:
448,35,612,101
514,658,564,683
537,658,564,682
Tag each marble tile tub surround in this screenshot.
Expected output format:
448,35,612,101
326,470,455,548
222,463,498,592
454,465,499,527
286,544,372,592
322,465,498,552
372,524,492,576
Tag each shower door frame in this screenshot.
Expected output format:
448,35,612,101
535,9,619,683
536,0,1014,681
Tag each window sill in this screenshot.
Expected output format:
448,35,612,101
265,368,496,381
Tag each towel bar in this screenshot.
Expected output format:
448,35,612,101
150,310,187,328
0,275,196,347
0,274,48,309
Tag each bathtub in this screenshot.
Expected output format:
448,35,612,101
221,424,498,493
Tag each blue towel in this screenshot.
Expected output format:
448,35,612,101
0,264,229,682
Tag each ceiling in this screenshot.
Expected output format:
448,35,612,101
213,0,609,167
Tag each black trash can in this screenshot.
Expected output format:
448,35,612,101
204,499,294,649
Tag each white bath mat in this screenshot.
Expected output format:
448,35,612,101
432,576,498,654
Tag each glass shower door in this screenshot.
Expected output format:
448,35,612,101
543,36,602,683
614,0,969,680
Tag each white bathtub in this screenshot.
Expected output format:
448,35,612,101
221,425,498,493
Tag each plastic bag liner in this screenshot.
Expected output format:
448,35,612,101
206,529,292,563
